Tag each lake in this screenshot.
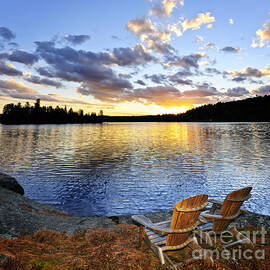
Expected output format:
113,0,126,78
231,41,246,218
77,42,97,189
0,122,269,216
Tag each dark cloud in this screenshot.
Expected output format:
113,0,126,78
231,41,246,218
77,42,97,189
169,53,205,68
205,68,222,75
111,35,121,40
0,27,15,41
0,61,23,76
64,34,90,45
170,77,193,85
232,76,246,82
36,67,55,78
135,80,146,86
169,70,193,85
35,41,154,67
221,46,240,53
230,67,269,78
24,75,63,88
8,50,39,65
111,44,156,66
226,87,249,97
252,85,270,95
183,83,221,97
144,74,167,84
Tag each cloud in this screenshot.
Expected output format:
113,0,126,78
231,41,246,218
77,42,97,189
8,50,39,65
144,73,168,84
135,80,146,86
251,21,270,48
36,41,154,68
195,35,204,42
168,52,206,68
229,66,270,78
24,75,63,88
226,87,249,97
149,0,177,18
126,17,174,54
0,61,23,76
64,34,90,45
129,85,183,107
221,46,240,53
168,23,182,37
229,18,234,24
0,79,54,102
231,76,246,82
205,68,222,75
182,83,220,97
0,78,93,104
0,27,15,41
0,79,36,94
200,42,216,50
110,44,156,66
169,70,194,85
252,85,270,95
34,41,134,102
180,12,215,32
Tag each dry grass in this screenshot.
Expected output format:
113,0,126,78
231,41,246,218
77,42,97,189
0,224,269,270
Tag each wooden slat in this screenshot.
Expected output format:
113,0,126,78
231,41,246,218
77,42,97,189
166,194,208,247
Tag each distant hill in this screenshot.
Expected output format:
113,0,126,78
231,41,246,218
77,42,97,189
176,95,270,122
102,95,270,122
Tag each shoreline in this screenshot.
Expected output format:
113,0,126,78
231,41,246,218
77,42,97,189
1,172,270,239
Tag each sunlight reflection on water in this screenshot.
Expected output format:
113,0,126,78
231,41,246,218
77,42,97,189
0,122,269,216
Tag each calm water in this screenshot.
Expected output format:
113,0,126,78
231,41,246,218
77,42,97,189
0,122,269,216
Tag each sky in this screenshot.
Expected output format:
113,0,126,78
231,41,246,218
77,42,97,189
0,0,270,116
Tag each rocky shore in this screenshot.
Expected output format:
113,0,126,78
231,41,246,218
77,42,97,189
0,172,270,239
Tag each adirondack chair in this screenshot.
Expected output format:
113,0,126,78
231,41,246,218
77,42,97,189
197,186,253,248
132,194,213,268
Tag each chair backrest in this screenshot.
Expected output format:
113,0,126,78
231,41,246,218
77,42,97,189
166,194,208,247
212,186,252,232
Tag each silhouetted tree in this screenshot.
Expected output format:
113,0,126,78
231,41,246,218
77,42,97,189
1,99,103,124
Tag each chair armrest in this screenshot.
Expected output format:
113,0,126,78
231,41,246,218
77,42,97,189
208,199,248,213
200,212,223,220
208,199,223,206
132,215,200,234
132,215,170,234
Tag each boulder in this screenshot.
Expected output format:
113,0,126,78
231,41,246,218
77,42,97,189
0,172,24,195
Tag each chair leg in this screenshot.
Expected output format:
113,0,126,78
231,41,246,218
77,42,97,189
138,226,144,247
157,247,165,265
224,226,253,249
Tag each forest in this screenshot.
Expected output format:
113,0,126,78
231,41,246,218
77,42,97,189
0,99,103,124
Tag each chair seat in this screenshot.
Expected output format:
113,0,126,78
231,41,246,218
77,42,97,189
145,228,167,246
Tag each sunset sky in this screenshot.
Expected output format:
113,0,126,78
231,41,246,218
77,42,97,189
0,0,270,115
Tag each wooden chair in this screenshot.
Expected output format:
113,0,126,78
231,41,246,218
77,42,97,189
197,187,253,248
132,194,213,268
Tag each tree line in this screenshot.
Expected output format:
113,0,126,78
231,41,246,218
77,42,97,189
102,95,270,122
1,99,103,124
1,95,269,124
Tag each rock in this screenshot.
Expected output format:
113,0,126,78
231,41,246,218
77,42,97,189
0,187,117,238
0,172,24,195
